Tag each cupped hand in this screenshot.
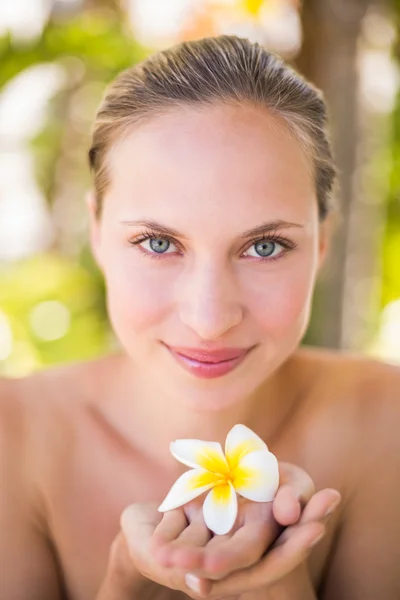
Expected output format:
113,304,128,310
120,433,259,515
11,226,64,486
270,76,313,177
119,462,341,598
183,485,340,598
151,462,315,572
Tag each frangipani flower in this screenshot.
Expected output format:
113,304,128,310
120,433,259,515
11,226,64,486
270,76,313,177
158,424,279,535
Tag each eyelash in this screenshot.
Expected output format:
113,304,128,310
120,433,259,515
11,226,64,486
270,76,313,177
129,227,298,262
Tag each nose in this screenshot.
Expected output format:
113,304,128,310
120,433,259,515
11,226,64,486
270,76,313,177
176,262,243,340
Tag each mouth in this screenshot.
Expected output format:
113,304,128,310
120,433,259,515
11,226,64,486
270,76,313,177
163,344,255,379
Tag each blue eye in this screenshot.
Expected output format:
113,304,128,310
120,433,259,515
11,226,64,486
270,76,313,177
137,236,177,255
149,238,171,253
245,240,283,259
255,240,275,257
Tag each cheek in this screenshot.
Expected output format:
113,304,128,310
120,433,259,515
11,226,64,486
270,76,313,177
103,252,172,333
245,260,316,333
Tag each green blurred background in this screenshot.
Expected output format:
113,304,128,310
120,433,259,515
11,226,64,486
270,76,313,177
0,0,399,377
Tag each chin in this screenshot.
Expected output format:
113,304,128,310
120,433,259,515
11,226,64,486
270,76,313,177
165,369,266,412
178,388,247,412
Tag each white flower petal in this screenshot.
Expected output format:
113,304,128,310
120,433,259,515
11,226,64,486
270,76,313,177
203,482,238,535
158,468,220,512
170,439,229,474
233,449,279,502
225,424,268,470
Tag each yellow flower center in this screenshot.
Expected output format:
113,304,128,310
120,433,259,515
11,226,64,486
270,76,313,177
194,445,258,490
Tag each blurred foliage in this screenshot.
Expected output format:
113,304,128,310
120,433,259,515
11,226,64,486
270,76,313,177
382,98,400,309
0,10,146,89
0,7,148,209
0,252,112,376
382,1,400,309
0,4,147,376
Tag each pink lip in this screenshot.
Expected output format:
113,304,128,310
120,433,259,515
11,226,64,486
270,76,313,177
164,344,254,379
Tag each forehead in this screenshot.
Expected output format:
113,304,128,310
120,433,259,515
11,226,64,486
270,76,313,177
104,102,316,226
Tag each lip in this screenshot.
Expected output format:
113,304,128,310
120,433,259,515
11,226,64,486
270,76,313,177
164,344,255,379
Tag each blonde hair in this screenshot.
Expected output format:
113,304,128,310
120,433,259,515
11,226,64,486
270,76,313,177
89,35,337,219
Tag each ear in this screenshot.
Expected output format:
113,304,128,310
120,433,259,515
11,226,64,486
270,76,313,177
85,189,104,272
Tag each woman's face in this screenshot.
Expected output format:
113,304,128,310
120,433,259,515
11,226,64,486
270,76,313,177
90,102,328,409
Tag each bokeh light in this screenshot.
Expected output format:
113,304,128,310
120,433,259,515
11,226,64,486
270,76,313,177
29,300,71,341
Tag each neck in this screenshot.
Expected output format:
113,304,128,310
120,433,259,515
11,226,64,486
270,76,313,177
95,350,303,472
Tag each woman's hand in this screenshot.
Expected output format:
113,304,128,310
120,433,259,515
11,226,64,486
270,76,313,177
150,463,318,574
182,484,340,598
109,462,340,599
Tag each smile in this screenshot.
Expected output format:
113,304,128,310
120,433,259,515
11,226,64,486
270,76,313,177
163,344,255,379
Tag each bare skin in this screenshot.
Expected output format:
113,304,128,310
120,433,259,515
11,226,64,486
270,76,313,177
2,346,400,599
2,102,400,599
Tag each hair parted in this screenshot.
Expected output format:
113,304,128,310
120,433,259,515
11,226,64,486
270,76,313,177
88,35,337,220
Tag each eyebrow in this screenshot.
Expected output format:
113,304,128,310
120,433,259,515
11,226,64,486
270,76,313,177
119,219,304,239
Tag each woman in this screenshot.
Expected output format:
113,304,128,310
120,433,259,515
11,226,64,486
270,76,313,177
2,35,399,600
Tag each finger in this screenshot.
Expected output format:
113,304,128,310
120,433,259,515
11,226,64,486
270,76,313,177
273,488,341,549
184,573,213,597
172,497,243,574
177,530,233,580
149,509,188,565
177,518,211,545
121,504,212,597
167,512,212,570
205,524,271,579
209,520,324,598
273,488,341,548
199,502,277,579
273,462,315,526
300,488,341,523
120,503,176,584
152,509,188,545
195,532,234,577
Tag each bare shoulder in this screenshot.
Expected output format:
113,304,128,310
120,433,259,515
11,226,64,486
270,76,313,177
297,346,400,484
288,345,400,462
0,354,120,600
0,372,64,599
298,344,400,425
0,362,88,452
4,351,124,425
296,347,400,599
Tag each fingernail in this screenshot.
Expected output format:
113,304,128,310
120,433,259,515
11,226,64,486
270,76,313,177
185,573,201,594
